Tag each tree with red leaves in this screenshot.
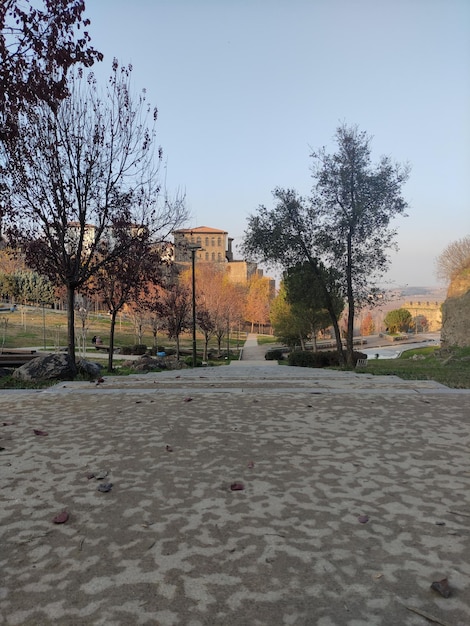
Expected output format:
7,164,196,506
0,0,102,140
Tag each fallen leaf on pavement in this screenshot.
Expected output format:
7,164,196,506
230,482,245,491
33,429,48,436
357,515,369,524
52,511,69,524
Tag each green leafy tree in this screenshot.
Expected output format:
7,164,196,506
384,308,412,334
284,262,343,351
243,124,409,365
270,282,311,348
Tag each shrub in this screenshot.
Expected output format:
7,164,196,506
287,350,368,368
265,349,285,361
131,344,147,355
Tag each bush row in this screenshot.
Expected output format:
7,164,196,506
287,350,367,368
119,345,176,356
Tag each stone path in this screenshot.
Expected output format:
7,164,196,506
1,336,470,625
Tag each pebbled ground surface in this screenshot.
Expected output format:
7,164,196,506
1,360,470,626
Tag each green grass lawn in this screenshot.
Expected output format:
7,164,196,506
356,346,470,389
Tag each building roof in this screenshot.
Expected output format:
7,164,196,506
173,226,228,235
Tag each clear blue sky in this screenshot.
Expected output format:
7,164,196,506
84,0,469,287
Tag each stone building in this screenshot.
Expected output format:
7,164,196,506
172,225,272,287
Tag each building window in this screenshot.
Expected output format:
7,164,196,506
205,237,209,246
211,237,215,247
217,252,221,260
197,237,201,246
212,252,215,260
205,252,209,260
217,237,221,246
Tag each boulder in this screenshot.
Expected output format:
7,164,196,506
76,358,103,379
13,353,77,381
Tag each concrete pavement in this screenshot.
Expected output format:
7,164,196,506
1,335,470,625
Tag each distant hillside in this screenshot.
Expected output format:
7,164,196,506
398,286,446,299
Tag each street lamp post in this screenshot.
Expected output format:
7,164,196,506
189,245,201,368
42,302,46,350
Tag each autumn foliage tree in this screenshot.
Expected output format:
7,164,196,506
360,311,375,336
435,235,470,284
85,235,165,371
244,274,273,333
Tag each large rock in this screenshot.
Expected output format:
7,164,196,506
441,289,470,348
76,358,103,380
13,353,77,381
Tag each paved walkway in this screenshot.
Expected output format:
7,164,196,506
235,333,277,364
1,337,470,625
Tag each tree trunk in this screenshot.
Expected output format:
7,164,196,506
108,310,118,372
66,285,78,378
175,335,180,361
345,234,355,366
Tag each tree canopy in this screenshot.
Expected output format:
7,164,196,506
0,0,102,140
435,235,470,283
384,308,412,334
243,123,409,365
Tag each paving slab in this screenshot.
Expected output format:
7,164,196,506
1,360,470,626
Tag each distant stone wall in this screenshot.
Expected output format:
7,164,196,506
441,267,470,348
441,290,470,348
403,300,442,331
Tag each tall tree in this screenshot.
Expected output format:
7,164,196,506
242,188,346,358
85,236,164,372
159,280,191,361
244,274,273,334
2,62,187,368
243,124,409,365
